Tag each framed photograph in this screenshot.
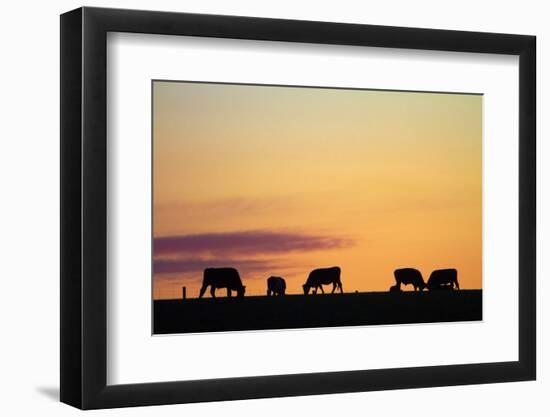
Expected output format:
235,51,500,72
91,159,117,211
60,6,536,409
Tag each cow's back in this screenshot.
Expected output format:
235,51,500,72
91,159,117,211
394,268,423,285
307,266,340,285
267,276,286,293
427,268,457,286
204,267,242,288
268,276,285,287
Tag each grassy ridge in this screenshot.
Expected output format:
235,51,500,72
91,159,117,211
153,290,482,334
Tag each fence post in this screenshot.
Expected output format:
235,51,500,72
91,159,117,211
182,286,186,300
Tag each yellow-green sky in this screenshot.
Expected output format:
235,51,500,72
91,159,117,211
153,81,482,300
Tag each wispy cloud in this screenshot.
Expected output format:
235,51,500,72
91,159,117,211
154,257,281,276
154,230,353,257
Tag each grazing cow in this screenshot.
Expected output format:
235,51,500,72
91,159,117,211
389,284,401,292
303,266,343,294
267,276,286,296
199,267,246,298
394,268,426,291
427,268,459,290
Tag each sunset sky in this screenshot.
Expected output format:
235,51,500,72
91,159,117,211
153,81,482,300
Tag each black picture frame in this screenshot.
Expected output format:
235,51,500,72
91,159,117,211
60,6,536,410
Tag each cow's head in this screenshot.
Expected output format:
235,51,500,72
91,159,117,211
237,286,246,297
302,284,310,295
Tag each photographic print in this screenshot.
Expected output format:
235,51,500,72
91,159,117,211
152,81,482,334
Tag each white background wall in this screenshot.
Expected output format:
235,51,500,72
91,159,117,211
0,0,545,415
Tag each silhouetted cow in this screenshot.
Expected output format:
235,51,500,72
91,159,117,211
199,267,246,298
394,268,426,291
303,266,343,294
267,276,286,296
389,284,401,292
427,268,459,290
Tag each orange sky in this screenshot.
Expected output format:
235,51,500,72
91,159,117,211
153,81,482,300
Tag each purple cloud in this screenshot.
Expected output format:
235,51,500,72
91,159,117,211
154,258,280,276
154,230,353,257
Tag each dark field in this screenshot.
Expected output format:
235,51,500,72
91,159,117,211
153,290,482,334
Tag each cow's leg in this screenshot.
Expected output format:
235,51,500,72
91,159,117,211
339,281,343,293
455,279,460,290
199,285,207,298
210,286,216,298
319,285,325,294
227,288,232,297
331,282,336,293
